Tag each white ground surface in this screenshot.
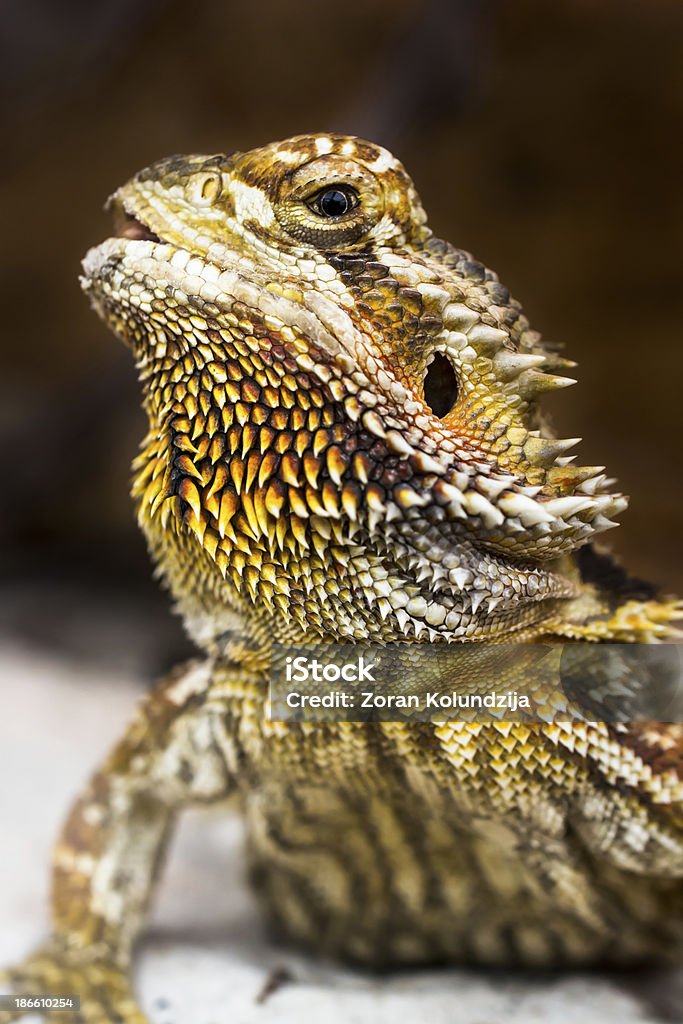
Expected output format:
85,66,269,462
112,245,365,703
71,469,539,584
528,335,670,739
0,641,674,1023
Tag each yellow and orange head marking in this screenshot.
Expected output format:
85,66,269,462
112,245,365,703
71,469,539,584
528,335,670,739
112,133,427,257
82,133,627,643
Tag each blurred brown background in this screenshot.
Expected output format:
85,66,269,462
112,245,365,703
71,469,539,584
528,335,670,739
1,0,681,674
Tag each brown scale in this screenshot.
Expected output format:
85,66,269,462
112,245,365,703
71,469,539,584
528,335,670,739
324,245,582,499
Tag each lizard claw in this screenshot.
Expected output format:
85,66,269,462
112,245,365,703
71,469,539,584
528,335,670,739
0,941,149,1023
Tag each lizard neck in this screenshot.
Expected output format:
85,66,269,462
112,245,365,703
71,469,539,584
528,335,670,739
132,416,576,654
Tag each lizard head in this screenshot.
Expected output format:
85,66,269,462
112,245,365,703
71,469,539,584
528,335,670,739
82,133,627,646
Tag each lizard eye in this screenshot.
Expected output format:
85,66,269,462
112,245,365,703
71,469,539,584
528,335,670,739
424,353,459,417
308,186,359,219
276,158,380,246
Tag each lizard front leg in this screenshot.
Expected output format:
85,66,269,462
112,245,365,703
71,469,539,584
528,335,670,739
1,658,235,1024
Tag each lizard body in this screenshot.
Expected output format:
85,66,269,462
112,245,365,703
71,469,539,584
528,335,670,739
3,134,682,1022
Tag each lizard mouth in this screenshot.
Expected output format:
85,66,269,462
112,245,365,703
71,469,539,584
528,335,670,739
113,211,162,243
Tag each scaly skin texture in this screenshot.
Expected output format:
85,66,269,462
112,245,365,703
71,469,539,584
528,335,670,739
3,134,683,1022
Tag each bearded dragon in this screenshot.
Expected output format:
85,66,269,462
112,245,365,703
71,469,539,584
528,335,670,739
3,133,682,1023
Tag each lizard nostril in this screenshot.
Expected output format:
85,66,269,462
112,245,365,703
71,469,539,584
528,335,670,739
188,170,223,207
424,353,459,418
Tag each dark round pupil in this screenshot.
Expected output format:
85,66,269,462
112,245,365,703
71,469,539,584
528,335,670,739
319,189,350,217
